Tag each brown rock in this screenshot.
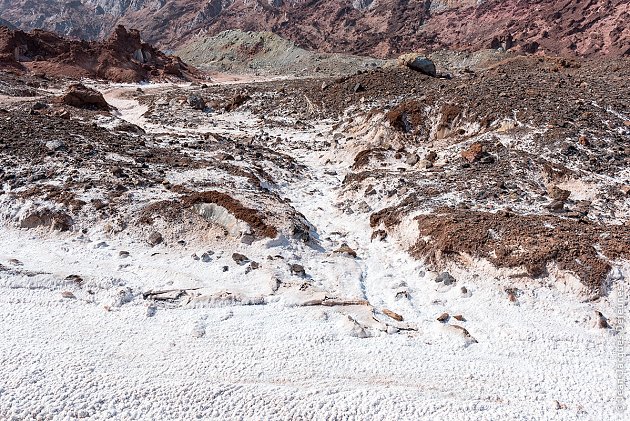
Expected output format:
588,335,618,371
334,243,357,258
290,263,306,277
596,311,610,329
61,291,76,299
147,231,163,246
224,93,251,112
453,314,465,321
58,84,111,111
437,312,450,322
382,308,403,322
450,324,478,343
548,185,571,201
461,142,484,162
232,253,250,265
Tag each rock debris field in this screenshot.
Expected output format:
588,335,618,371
0,54,629,420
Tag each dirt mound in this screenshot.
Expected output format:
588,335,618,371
411,209,630,294
0,25,196,82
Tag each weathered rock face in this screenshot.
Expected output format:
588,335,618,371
0,0,627,59
0,25,195,82
398,54,436,76
57,83,111,111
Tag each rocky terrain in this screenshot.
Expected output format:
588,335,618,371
1,0,628,58
0,45,629,418
177,29,385,77
0,25,196,82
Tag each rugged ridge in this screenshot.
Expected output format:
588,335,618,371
0,25,195,82
0,0,628,58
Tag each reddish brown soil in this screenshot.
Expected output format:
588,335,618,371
183,191,278,238
0,25,195,82
411,209,630,293
138,191,278,239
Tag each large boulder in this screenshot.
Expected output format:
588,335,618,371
58,83,111,111
398,54,437,77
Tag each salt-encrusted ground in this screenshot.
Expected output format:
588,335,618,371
1,75,629,420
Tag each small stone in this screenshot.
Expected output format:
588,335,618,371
547,200,565,213
453,314,466,321
187,94,206,110
417,159,433,169
395,290,409,300
290,263,306,277
32,102,48,111
596,311,610,329
147,232,163,247
386,325,399,334
548,185,571,201
382,309,403,322
461,142,484,162
406,153,420,166
425,151,438,162
119,250,130,258
111,167,126,178
241,234,255,245
437,312,450,322
45,139,65,151
201,252,212,262
334,243,357,258
61,291,76,299
232,253,250,265
435,272,456,285
65,274,83,285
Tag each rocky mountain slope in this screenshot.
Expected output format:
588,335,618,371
1,0,628,58
0,25,195,82
176,29,385,77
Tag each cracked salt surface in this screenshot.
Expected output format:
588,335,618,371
0,84,628,420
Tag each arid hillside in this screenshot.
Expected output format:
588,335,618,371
0,25,195,82
0,0,628,58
